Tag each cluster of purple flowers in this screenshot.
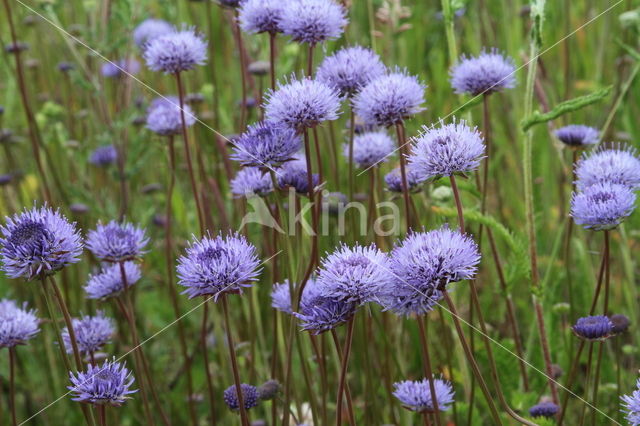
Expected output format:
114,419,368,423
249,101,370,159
0,299,40,348
570,145,640,230
146,96,196,136
392,377,455,413
62,312,114,355
68,358,137,406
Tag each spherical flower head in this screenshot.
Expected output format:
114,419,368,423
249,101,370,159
89,145,118,167
68,358,137,406
264,76,341,130
133,19,174,48
346,131,395,169
144,27,208,74
317,46,386,97
392,377,455,413
86,221,149,262
100,59,140,78
230,167,274,198
223,384,260,410
62,312,114,355
280,0,347,45
555,125,599,147
528,401,559,418
610,314,630,334
384,165,422,193
239,0,285,34
84,262,142,299
570,182,636,231
572,315,613,341
352,70,426,127
231,121,302,167
622,378,640,426
450,49,516,96
271,280,294,314
381,227,480,316
177,233,262,299
146,96,196,136
408,119,485,181
276,156,320,194
0,300,40,348
575,145,640,190
294,278,356,334
0,206,83,280
316,243,392,305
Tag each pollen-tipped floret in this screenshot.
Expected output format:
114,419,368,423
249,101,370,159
232,121,301,167
0,206,83,280
230,167,274,197
0,300,40,348
146,96,196,136
408,119,485,181
84,262,142,299
450,49,516,96
392,377,455,413
316,46,386,97
280,0,347,45
347,131,395,169
570,182,636,231
68,359,137,406
316,243,392,305
86,221,149,262
353,70,426,127
555,125,599,147
264,76,341,130
575,145,640,191
62,312,114,355
133,19,174,48
177,233,261,299
143,27,207,74
239,0,286,34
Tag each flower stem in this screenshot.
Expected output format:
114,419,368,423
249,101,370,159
269,33,277,90
221,294,250,426
201,299,217,425
335,317,356,426
449,175,464,233
394,121,412,233
9,347,17,426
416,316,441,426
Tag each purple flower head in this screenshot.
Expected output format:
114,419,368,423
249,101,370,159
276,156,320,194
62,312,114,355
84,262,142,299
572,315,613,340
68,358,137,406
575,145,640,191
610,313,631,335
393,377,455,413
144,27,208,74
223,384,260,410
384,165,422,193
265,76,341,130
555,125,599,147
570,182,636,231
86,221,148,262
146,96,196,136
232,121,302,167
352,69,426,127
450,49,516,96
271,280,294,314
230,167,274,198
0,206,83,280
57,62,74,73
280,0,347,45
622,378,640,426
133,19,174,48
408,119,485,181
317,46,386,97
177,233,262,299
294,278,356,334
316,243,392,305
346,130,395,169
100,59,140,78
89,145,118,167
0,300,40,348
529,401,559,418
380,227,480,316
239,0,286,34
